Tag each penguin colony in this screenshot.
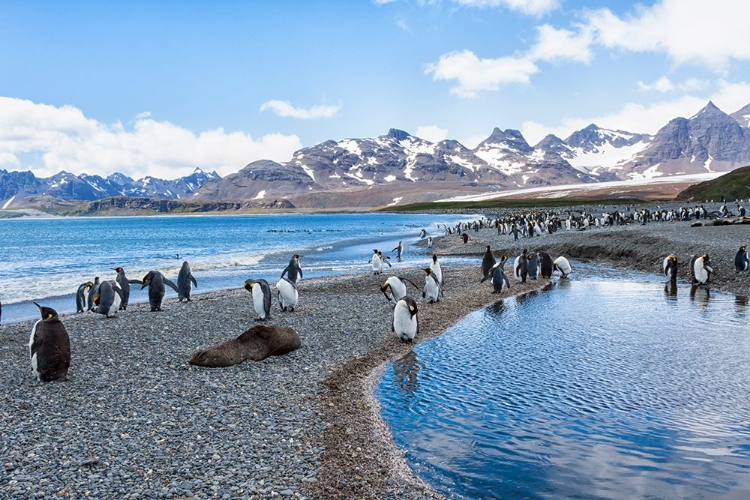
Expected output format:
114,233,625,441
9,207,745,381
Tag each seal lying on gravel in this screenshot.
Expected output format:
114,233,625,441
189,325,301,367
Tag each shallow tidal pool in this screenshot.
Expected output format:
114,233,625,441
376,264,750,499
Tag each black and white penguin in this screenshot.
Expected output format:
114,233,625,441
430,253,444,287
422,267,441,303
276,277,299,312
663,254,678,282
75,281,93,313
370,249,383,275
419,228,427,238
693,254,712,285
392,241,404,261
29,303,70,382
481,256,510,294
112,267,141,310
94,280,124,318
177,261,198,302
527,252,539,280
244,279,272,321
537,251,554,279
379,250,392,270
735,246,749,272
141,270,179,311
87,277,101,311
553,256,572,279
381,276,409,304
513,250,528,283
281,254,303,284
427,236,433,248
392,296,418,343
481,245,496,278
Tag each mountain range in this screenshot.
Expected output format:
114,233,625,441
1,101,749,210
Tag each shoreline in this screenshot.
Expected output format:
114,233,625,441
2,216,749,499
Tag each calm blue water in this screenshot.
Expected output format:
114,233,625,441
377,265,750,499
0,213,473,324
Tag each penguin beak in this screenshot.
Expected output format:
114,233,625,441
33,302,42,311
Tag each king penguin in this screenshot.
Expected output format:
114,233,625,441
94,280,124,318
735,246,749,272
76,281,93,313
527,251,539,280
537,251,554,279
422,267,441,303
481,245,496,278
513,249,529,283
381,276,419,304
663,254,678,282
430,253,444,287
281,254,303,284
693,254,712,285
177,261,198,302
244,278,272,321
276,276,299,312
481,256,510,293
392,241,404,261
370,249,383,275
29,303,71,382
141,270,179,311
392,296,419,343
553,256,572,279
112,267,141,310
87,277,101,311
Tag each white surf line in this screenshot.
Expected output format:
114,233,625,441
436,173,723,203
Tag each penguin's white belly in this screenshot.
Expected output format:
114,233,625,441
29,320,40,379
424,280,439,301
513,257,522,281
372,256,382,273
431,264,443,285
108,292,122,317
393,311,417,341
276,280,298,309
252,290,267,319
694,263,711,284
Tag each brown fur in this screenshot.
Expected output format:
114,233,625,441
189,325,301,367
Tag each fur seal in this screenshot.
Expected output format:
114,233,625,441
189,325,301,367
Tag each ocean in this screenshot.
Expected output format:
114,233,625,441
0,212,474,324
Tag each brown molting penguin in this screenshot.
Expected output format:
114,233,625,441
189,325,301,367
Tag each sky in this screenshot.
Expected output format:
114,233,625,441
1,0,749,180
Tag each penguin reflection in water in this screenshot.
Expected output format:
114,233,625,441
244,279,272,321
29,303,70,382
393,296,419,343
141,271,179,311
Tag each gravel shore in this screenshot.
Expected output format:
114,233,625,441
2,212,748,499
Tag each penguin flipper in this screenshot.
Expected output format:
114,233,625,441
128,279,143,285
384,260,392,268
164,278,179,293
190,275,198,288
402,278,420,290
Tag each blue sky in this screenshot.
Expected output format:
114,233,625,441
1,0,748,179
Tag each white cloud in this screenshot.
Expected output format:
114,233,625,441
638,76,709,93
396,16,410,32
459,133,488,149
424,49,538,97
453,0,559,16
259,100,341,119
520,79,750,144
585,0,750,68
415,125,448,143
0,97,302,179
528,24,593,64
373,0,398,4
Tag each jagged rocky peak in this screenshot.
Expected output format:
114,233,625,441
387,128,411,141
730,103,750,128
691,100,722,119
477,128,532,153
535,134,568,152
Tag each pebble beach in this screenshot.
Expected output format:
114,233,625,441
2,212,749,499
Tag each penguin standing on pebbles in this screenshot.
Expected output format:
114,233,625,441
94,280,124,318
177,261,198,302
281,254,303,284
380,276,415,304
141,271,179,311
527,252,539,280
422,268,442,303
87,277,101,311
276,277,299,312
693,254,712,285
663,254,678,282
76,281,93,313
430,253,444,287
244,279,272,321
112,267,141,310
481,256,510,294
735,246,749,272
513,249,529,283
537,251,554,279
481,245,496,278
29,303,70,382
392,296,418,343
